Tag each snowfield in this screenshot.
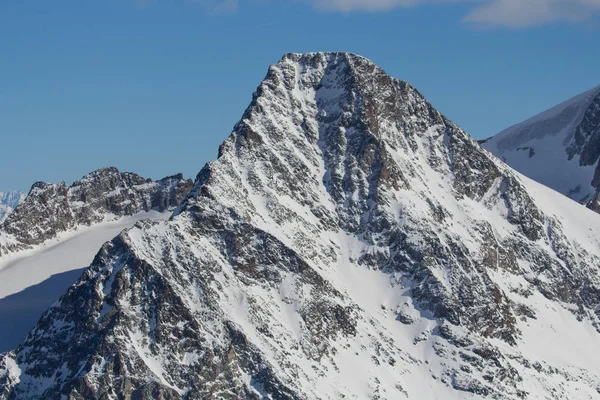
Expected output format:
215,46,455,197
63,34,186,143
482,85,600,204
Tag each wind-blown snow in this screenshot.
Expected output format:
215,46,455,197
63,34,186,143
0,211,170,300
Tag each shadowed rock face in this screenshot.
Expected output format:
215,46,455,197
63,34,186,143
2,53,600,399
569,94,600,168
571,93,600,211
0,168,193,255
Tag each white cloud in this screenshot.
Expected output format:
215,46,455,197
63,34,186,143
309,0,471,12
305,0,600,27
212,0,239,13
310,0,419,12
463,0,600,27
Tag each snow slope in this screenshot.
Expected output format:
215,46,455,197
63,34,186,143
0,210,170,299
482,85,600,204
0,211,170,353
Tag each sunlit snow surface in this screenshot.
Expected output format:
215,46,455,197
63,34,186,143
95,171,600,399
482,85,600,203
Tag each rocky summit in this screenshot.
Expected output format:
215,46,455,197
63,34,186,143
481,85,600,213
0,167,193,256
2,53,600,399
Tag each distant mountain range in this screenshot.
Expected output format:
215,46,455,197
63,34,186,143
0,191,26,223
2,53,600,399
481,85,600,212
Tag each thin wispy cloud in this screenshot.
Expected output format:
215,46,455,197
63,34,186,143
135,0,239,13
463,0,600,27
308,0,471,13
185,0,239,13
304,0,600,28
133,0,600,28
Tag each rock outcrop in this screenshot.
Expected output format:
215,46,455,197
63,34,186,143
0,168,193,255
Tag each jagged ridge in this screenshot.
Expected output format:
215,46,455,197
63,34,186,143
0,167,193,256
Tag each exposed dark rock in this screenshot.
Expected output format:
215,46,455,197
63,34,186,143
0,168,193,255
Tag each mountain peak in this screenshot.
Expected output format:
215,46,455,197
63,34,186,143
183,50,449,220
0,191,26,209
486,84,600,151
231,50,433,152
276,52,419,95
276,51,408,91
4,54,600,399
482,83,600,206
281,51,376,65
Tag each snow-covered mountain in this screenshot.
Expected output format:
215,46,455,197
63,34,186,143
481,85,600,212
0,191,26,223
3,53,600,399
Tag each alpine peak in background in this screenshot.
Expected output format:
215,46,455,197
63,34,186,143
2,53,600,399
481,85,600,212
0,191,26,223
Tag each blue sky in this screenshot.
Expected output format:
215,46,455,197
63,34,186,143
1,0,599,191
